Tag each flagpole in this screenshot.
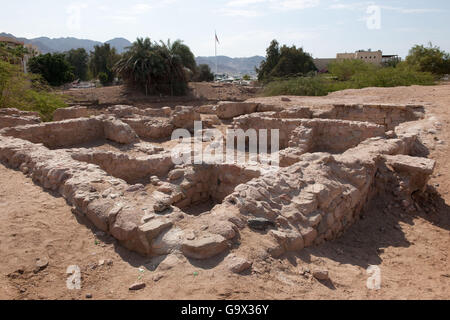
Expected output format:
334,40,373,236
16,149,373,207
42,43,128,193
215,30,218,78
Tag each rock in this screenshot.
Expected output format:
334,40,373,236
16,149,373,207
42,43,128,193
153,192,173,212
181,235,228,260
129,282,146,291
313,269,330,281
151,228,185,255
34,257,49,273
139,219,173,242
158,254,182,271
216,102,259,119
171,106,200,129
127,184,145,192
208,221,236,240
168,169,185,181
225,255,252,274
153,274,164,282
150,176,161,186
248,218,275,231
103,118,138,144
281,97,291,102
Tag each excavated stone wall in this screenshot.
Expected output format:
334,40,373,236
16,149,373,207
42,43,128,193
0,103,435,262
233,114,386,152
0,108,41,129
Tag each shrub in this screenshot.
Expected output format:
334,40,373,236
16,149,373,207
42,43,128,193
98,72,110,86
1,60,66,121
328,59,376,81
262,68,435,97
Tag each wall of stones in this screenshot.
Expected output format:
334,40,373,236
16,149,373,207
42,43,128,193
168,164,261,209
0,118,105,148
72,150,174,184
221,134,434,256
233,115,386,152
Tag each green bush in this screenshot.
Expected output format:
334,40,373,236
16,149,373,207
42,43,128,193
328,59,375,81
263,76,350,96
262,68,435,97
98,72,110,86
1,60,66,121
352,67,435,88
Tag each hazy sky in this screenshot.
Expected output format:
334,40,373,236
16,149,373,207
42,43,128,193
1,0,449,58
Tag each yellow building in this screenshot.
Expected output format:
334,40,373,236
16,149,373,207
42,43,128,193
337,50,383,65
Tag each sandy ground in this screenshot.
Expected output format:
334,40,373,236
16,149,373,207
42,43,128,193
60,82,259,109
0,84,449,300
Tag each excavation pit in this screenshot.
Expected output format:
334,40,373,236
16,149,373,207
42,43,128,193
0,101,435,261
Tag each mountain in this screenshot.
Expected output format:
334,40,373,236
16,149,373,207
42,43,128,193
196,55,265,76
0,33,131,54
105,38,132,54
1,33,264,75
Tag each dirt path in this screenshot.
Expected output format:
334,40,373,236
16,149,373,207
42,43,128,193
1,85,449,300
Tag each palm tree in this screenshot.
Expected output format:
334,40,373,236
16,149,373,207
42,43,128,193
114,38,188,96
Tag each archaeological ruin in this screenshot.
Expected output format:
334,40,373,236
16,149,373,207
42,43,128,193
0,99,436,263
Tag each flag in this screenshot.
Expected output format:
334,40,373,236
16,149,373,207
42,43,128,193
215,32,220,45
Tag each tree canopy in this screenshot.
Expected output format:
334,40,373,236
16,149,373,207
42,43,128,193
257,40,316,81
65,48,89,81
89,43,120,84
193,64,214,82
406,43,450,75
28,53,75,86
114,37,189,96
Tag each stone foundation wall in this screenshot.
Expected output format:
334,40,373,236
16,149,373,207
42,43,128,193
0,108,42,129
71,150,174,184
233,115,386,152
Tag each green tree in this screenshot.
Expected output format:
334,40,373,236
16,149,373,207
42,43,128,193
193,64,214,82
257,40,280,81
406,43,450,75
28,53,75,86
114,37,188,96
242,74,251,81
257,40,316,81
89,43,119,85
65,48,89,80
168,39,197,72
328,59,376,81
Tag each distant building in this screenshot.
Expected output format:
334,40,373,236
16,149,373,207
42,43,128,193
314,49,399,71
0,36,41,73
337,49,383,65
